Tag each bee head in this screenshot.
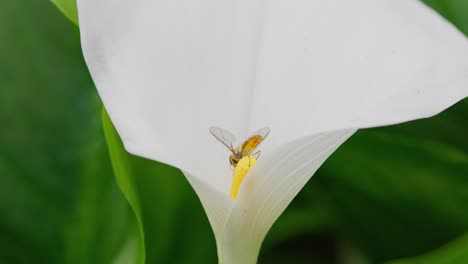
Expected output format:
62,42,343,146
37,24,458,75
229,155,236,167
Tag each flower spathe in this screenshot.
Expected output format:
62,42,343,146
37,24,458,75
184,130,355,263
76,0,468,263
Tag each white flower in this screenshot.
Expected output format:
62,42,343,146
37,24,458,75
76,0,468,263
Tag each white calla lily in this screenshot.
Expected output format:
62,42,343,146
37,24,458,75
76,0,468,263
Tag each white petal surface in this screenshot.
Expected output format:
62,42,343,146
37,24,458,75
77,0,268,191
185,130,354,264
77,1,468,263
77,0,468,190
251,0,468,153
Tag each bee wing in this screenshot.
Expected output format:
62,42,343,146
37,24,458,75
209,126,237,152
241,127,271,156
249,126,271,140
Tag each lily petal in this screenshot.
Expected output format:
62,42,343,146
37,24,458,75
184,130,354,264
77,0,468,192
250,0,468,151
78,0,267,192
76,0,468,263
223,130,355,264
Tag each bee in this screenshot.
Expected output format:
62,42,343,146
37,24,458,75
209,126,271,169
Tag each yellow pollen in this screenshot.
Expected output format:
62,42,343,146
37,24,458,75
230,155,257,199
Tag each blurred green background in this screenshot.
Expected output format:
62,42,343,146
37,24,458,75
0,0,467,263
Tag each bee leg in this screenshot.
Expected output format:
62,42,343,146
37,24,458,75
252,151,261,160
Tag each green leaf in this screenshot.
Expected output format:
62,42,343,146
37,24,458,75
63,114,138,264
423,0,468,35
387,233,468,264
51,0,78,25
102,110,218,264
0,0,133,263
311,100,468,262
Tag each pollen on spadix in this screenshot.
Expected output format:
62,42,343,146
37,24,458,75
230,156,257,199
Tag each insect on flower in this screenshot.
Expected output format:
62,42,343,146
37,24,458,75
209,126,270,169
